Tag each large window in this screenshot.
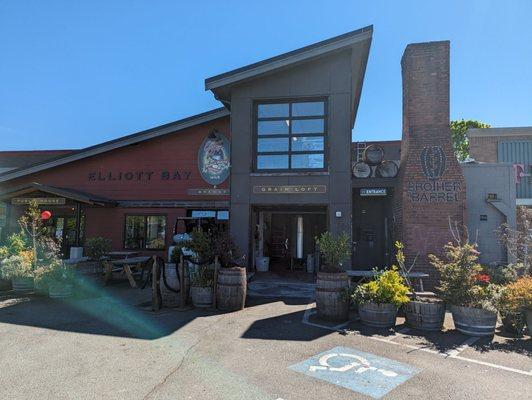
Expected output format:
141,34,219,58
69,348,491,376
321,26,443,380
255,99,326,171
124,215,166,250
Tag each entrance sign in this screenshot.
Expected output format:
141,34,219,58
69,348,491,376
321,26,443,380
12,197,66,205
290,346,420,399
360,188,387,197
198,132,230,185
187,188,229,196
253,185,327,194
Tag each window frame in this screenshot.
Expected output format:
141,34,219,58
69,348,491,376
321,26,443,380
253,98,328,172
123,213,167,250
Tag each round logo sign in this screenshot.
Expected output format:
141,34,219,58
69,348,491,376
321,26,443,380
198,131,230,185
420,146,446,180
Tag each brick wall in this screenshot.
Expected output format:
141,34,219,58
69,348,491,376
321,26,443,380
394,41,466,289
469,134,532,163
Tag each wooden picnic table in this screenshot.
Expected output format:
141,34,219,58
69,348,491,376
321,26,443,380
103,255,151,288
346,270,429,292
107,251,140,259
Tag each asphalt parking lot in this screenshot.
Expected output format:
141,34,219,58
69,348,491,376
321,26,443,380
0,283,530,400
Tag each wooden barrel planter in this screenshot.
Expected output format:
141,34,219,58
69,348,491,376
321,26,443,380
450,305,497,336
161,263,189,307
363,144,385,166
359,302,397,328
48,283,74,299
190,286,213,308
11,277,34,292
315,272,349,322
404,300,445,331
216,267,246,311
0,278,11,291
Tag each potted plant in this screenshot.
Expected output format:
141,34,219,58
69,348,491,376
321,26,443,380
498,276,532,336
46,262,76,299
190,264,215,308
315,232,351,322
430,242,500,336
212,230,247,311
0,250,35,291
0,232,28,291
395,242,446,331
349,267,410,328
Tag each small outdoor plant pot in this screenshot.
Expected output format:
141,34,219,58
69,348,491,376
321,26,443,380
11,277,34,292
48,283,74,299
450,305,497,336
190,286,213,308
315,271,349,322
358,302,398,329
404,300,445,331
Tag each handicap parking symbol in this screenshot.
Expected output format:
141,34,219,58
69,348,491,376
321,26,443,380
289,346,420,398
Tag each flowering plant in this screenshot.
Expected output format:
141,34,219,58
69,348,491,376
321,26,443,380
348,267,410,307
430,242,500,311
0,251,35,279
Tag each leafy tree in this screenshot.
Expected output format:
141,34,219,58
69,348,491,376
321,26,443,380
450,119,490,161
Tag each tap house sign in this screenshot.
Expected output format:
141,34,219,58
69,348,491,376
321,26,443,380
407,145,461,203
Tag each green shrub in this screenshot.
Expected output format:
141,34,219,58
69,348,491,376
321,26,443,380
348,268,410,307
190,264,214,288
0,232,29,259
315,232,351,272
0,251,35,279
85,237,112,261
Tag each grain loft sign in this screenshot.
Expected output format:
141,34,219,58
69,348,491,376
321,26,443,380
253,185,327,194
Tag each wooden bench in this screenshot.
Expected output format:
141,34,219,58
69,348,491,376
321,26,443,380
346,270,430,292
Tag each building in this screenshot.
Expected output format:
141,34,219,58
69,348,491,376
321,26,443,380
468,127,532,207
0,26,517,287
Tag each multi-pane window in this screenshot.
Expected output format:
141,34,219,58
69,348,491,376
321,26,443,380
255,100,326,171
124,215,166,250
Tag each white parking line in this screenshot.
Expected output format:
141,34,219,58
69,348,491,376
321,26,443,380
301,303,532,377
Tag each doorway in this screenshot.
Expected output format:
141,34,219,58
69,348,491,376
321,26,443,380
352,189,393,270
252,206,327,279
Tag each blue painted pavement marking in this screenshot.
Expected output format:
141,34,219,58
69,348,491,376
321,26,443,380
289,346,420,399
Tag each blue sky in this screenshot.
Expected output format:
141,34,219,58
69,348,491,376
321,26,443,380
0,1,531,150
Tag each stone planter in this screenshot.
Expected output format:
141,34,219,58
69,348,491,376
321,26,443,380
359,302,398,328
190,286,213,308
450,305,497,336
11,277,34,292
315,271,349,322
49,283,74,299
0,278,11,291
404,300,445,331
525,309,532,336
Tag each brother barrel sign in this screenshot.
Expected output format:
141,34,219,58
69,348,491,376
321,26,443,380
407,145,461,203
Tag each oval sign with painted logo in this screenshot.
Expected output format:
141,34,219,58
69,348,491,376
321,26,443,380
420,146,446,180
198,131,230,185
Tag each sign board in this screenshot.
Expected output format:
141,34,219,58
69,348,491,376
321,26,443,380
253,185,327,194
187,188,229,196
290,346,420,399
12,197,66,205
360,188,387,197
198,132,230,185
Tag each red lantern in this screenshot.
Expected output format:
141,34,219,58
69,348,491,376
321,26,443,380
41,210,52,220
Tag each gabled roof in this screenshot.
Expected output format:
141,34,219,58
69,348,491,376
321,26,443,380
0,107,229,183
0,182,116,206
205,25,373,128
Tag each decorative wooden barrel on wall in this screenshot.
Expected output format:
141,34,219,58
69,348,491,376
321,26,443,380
217,267,247,311
352,161,372,178
363,144,385,166
315,272,349,322
375,160,399,178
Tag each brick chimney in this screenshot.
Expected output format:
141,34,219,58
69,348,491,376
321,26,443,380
394,41,466,289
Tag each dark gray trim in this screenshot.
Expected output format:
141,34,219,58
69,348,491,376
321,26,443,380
205,26,373,90
0,108,230,183
118,200,230,208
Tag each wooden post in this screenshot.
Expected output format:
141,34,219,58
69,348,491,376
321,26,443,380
212,255,219,309
74,202,82,247
151,256,160,312
179,254,186,307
